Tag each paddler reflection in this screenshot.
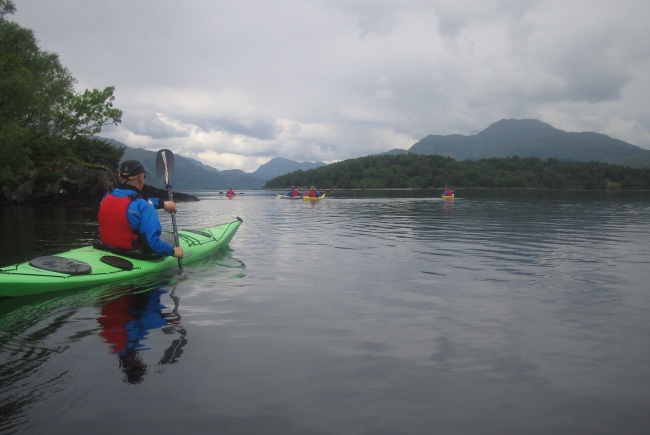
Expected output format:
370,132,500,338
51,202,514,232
96,285,187,384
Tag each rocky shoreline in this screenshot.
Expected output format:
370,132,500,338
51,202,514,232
1,161,199,206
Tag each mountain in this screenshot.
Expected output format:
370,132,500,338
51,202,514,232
409,119,650,168
251,157,327,181
381,148,409,155
186,158,219,172
100,139,266,190
186,158,327,181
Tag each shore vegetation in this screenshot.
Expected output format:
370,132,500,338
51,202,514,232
263,153,650,190
0,0,123,189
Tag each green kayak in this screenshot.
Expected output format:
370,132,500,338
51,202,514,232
0,218,242,297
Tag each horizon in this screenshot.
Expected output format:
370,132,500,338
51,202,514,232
119,118,647,173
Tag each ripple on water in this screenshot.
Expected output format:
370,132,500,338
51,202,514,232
0,191,649,434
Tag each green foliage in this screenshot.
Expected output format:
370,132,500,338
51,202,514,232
0,1,15,18
0,4,122,181
53,86,122,141
264,154,650,190
68,137,125,170
0,120,29,183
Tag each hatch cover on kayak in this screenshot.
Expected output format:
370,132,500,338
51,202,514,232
100,256,134,270
29,256,91,275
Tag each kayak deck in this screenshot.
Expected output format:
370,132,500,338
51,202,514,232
0,218,242,297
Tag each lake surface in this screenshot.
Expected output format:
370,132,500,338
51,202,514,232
0,189,649,435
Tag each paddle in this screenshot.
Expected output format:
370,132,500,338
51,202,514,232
155,149,182,270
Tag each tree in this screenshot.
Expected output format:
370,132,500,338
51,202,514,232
0,2,121,183
263,153,650,191
53,86,122,143
0,1,15,18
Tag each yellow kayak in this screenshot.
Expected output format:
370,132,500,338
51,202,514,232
442,194,454,200
303,194,326,200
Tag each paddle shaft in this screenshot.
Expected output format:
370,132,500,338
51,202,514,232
160,151,183,270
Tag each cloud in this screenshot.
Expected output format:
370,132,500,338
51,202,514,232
184,117,281,141
122,113,189,139
11,0,650,171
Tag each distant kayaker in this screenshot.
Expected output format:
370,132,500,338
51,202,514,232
98,160,184,258
443,187,454,197
287,185,300,197
227,188,235,196
308,186,321,197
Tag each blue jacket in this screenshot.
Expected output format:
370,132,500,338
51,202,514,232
104,185,173,256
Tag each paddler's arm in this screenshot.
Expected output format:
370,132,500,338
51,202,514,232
162,201,177,213
146,198,177,213
172,247,184,258
129,200,183,258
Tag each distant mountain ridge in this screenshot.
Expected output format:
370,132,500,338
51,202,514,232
100,138,327,190
251,157,327,181
100,139,265,190
406,119,650,168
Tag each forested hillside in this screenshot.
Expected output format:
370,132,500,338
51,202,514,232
264,154,650,190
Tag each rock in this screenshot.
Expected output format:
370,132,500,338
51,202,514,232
141,185,199,203
2,171,38,203
1,161,199,205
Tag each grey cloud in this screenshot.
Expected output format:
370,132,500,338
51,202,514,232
326,0,409,38
548,37,633,104
11,0,650,165
124,115,189,139
187,117,282,141
561,65,631,104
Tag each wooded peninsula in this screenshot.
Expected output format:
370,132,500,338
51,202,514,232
0,1,125,204
263,153,650,190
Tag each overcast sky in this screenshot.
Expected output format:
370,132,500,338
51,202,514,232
11,0,650,171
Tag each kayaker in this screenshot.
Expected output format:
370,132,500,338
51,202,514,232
308,186,321,197
287,185,300,197
98,160,184,258
226,188,235,196
443,187,454,196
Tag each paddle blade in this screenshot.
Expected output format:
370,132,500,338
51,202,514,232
155,149,175,184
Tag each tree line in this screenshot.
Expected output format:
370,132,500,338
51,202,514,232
263,153,650,190
0,1,123,188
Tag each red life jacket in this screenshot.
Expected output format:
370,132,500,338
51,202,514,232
291,189,299,197
97,296,136,354
309,190,317,197
98,193,140,250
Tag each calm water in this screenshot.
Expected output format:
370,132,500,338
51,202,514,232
0,189,649,435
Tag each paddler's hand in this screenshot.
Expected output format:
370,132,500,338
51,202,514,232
173,247,184,258
163,201,177,214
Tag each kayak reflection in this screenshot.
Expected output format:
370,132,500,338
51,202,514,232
97,285,187,384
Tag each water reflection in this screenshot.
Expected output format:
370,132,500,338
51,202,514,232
97,285,187,384
0,279,187,430
0,192,649,434
0,205,99,266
